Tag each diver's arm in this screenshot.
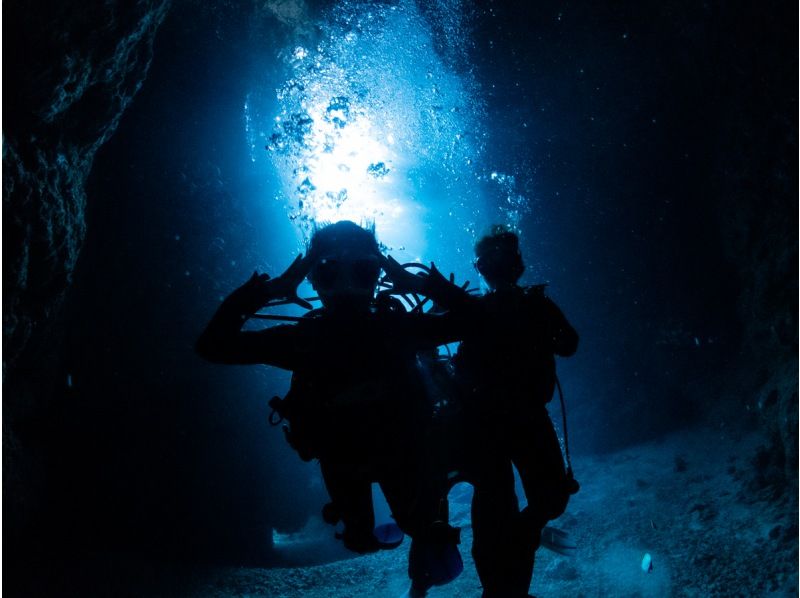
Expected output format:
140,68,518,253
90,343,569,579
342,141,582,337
196,256,312,367
418,265,474,311
541,296,579,357
401,305,478,352
195,293,251,364
380,255,477,348
195,292,303,369
196,291,299,368
399,274,477,348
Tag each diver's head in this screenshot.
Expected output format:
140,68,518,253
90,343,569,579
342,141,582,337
474,225,525,290
307,221,382,312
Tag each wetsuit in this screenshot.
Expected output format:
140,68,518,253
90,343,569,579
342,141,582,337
198,290,468,589
452,285,578,597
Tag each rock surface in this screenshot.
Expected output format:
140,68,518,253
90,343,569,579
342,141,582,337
2,0,171,548
709,2,798,499
3,0,171,371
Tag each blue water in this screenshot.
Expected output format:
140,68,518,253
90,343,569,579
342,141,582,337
244,0,529,283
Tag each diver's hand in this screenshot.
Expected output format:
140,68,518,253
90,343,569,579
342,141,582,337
226,255,312,314
269,254,313,310
226,271,275,315
420,262,473,310
424,262,451,290
381,255,427,295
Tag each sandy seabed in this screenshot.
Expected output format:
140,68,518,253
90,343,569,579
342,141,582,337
196,426,798,597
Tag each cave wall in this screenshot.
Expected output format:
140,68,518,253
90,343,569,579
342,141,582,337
707,1,798,496
3,0,171,547
3,0,170,370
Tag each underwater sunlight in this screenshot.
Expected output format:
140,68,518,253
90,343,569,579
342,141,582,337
246,0,528,268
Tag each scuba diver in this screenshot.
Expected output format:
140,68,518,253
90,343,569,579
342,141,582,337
452,225,579,598
196,221,468,598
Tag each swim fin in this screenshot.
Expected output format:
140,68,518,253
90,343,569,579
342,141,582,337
374,522,404,548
